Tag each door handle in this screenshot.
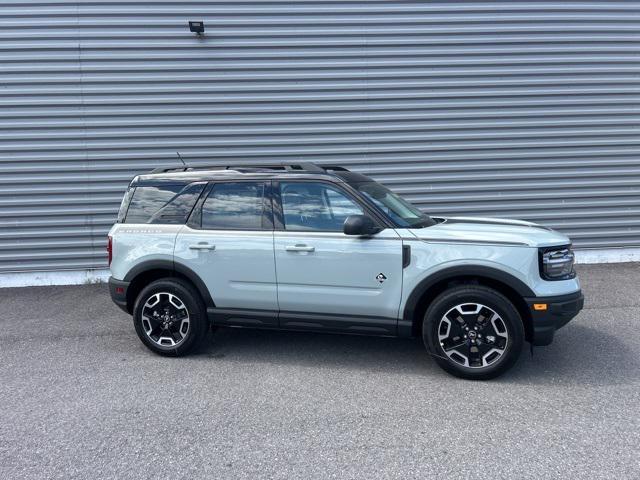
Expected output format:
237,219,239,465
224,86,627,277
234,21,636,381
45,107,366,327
189,243,216,251
285,244,315,252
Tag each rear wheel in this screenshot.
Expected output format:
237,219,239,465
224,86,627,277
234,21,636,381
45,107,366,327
423,285,524,380
133,278,209,356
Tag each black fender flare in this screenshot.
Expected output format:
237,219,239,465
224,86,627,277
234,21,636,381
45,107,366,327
123,259,215,308
402,265,535,324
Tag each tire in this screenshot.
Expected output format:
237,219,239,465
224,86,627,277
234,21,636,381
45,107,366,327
132,277,209,356
422,285,524,380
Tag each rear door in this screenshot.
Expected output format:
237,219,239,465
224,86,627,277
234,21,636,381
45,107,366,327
174,181,278,327
273,180,403,335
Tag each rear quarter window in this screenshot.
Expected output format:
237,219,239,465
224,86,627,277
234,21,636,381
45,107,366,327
124,183,204,224
116,186,135,223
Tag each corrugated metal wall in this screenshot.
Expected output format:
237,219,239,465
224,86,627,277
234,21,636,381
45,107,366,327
1,1,640,272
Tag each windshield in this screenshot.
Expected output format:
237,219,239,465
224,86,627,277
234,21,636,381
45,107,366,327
354,182,436,228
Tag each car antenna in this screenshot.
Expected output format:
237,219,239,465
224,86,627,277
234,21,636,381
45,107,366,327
176,151,187,168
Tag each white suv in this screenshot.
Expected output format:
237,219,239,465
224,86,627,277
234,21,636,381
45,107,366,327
108,163,583,379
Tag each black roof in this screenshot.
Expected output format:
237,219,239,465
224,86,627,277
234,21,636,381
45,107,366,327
132,163,374,186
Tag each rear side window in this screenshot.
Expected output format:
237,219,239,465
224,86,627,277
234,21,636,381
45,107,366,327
201,182,265,230
124,183,204,224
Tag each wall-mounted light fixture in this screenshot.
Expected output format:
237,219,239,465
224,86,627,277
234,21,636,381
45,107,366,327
188,21,205,35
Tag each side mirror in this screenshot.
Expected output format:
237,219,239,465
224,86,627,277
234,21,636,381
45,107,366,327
343,215,381,236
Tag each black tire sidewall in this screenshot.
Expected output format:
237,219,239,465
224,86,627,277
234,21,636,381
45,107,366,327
133,278,208,356
423,286,524,380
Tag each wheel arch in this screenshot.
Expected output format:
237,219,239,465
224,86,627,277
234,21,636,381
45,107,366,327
123,260,215,313
401,265,534,342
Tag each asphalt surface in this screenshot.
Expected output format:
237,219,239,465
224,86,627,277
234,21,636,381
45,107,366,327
1,264,639,479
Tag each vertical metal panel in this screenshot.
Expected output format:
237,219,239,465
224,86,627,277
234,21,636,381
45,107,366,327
1,1,639,272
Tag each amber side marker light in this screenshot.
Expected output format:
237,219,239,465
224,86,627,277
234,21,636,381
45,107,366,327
533,303,548,311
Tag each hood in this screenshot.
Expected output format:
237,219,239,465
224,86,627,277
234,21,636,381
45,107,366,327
406,216,571,248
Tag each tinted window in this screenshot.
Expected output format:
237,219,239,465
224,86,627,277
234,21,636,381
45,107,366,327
117,187,135,223
280,182,363,231
201,182,265,230
125,183,204,224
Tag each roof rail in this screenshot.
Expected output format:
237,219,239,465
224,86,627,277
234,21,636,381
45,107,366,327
224,162,327,173
150,166,191,174
150,162,349,175
320,165,350,172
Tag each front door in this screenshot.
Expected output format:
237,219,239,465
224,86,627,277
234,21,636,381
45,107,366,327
273,180,403,335
174,181,278,327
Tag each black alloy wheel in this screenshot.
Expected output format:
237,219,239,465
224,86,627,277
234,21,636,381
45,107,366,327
133,278,209,356
423,285,524,380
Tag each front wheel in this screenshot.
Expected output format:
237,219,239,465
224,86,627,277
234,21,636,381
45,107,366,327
132,278,209,356
423,285,524,380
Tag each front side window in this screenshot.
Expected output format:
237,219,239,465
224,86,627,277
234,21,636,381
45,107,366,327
280,182,363,231
354,182,435,228
201,182,265,230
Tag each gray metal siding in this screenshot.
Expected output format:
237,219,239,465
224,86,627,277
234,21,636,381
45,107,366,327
1,1,640,272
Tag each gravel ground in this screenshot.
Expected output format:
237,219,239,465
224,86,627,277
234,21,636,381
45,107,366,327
1,263,639,479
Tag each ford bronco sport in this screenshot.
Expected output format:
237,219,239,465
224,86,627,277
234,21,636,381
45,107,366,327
108,163,583,379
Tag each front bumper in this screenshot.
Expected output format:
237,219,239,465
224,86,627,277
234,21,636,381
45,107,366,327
108,276,131,313
524,290,584,346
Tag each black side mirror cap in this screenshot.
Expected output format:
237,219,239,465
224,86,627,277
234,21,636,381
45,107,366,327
343,215,381,236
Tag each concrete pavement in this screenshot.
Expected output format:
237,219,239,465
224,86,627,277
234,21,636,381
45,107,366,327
1,263,639,479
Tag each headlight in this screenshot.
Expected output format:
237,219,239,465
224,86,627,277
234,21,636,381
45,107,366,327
539,246,575,280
